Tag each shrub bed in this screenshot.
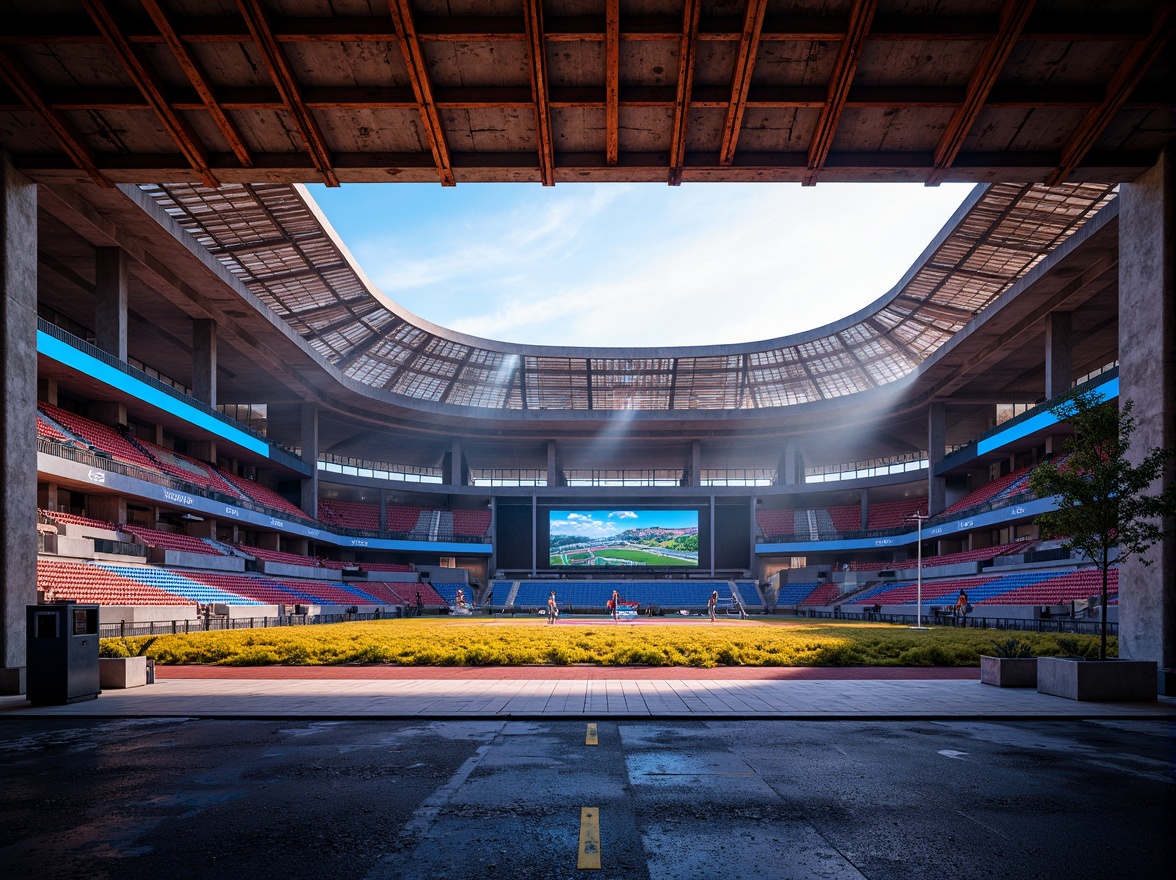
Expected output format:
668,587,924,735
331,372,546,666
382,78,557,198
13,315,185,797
100,619,1113,668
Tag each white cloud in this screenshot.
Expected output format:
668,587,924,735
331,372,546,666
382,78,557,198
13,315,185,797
609,511,638,519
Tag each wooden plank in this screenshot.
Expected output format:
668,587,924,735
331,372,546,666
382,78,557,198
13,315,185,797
668,0,703,185
81,0,218,187
387,0,456,186
605,0,619,166
140,0,253,168
236,0,338,186
523,0,556,185
719,0,769,166
928,0,1035,186
803,0,878,186
0,50,110,187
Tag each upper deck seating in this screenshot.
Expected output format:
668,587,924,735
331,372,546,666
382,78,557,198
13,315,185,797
39,509,119,532
121,525,226,557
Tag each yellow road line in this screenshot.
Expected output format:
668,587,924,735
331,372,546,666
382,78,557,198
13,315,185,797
578,806,601,870
585,723,598,746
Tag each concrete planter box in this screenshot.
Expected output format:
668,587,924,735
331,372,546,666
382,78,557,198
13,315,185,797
980,655,1037,688
1036,657,1157,701
99,656,148,689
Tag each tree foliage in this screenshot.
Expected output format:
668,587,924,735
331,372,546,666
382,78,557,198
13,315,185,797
1028,389,1176,659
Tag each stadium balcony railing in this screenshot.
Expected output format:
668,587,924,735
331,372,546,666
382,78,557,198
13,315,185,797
38,319,307,473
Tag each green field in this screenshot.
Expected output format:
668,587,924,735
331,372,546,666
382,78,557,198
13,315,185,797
593,548,695,565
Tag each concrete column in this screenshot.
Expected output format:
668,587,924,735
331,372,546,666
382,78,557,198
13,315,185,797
189,440,216,465
299,404,318,517
449,438,464,486
37,377,57,406
90,401,127,428
546,440,562,487
37,483,58,511
88,495,126,526
691,440,701,488
1118,151,1175,673
780,438,801,486
94,247,128,361
1044,311,1072,400
927,402,946,516
192,318,217,406
0,155,37,694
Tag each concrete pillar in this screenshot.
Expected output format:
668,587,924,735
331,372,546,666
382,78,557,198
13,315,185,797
37,377,57,406
1118,151,1175,673
299,404,318,518
189,440,216,465
691,440,701,488
860,488,869,531
927,402,946,516
186,518,216,540
1044,311,1072,400
449,438,464,486
88,496,127,525
780,438,801,486
0,155,37,694
37,483,58,511
94,247,128,361
546,440,562,487
255,532,280,552
192,318,217,406
90,401,127,428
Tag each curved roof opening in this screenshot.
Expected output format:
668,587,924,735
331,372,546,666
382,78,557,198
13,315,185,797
303,182,976,348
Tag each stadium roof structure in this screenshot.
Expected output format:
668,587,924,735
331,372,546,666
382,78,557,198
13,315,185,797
0,0,1172,187
138,177,1117,416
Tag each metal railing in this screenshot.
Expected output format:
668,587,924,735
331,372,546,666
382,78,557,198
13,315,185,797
789,607,1115,635
99,609,409,639
38,319,307,472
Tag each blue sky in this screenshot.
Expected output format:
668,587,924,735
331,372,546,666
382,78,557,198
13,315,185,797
550,509,699,538
306,181,975,348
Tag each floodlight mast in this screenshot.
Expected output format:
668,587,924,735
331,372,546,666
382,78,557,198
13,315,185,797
910,513,930,629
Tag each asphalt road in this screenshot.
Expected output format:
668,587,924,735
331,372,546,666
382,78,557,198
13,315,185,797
1,717,1172,880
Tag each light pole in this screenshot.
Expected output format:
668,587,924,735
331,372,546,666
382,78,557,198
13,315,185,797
910,513,930,629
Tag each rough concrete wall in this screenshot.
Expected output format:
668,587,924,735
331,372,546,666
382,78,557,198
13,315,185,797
1118,151,1175,669
0,155,37,686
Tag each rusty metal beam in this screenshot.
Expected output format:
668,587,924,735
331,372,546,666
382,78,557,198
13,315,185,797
1046,1,1175,186
235,0,339,186
523,0,556,185
140,0,252,168
803,0,878,186
0,49,110,187
388,0,456,187
719,0,769,165
605,0,620,166
928,0,1035,186
668,0,702,185
81,0,218,188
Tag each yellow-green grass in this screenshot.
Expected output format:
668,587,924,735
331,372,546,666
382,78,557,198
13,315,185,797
100,618,1112,668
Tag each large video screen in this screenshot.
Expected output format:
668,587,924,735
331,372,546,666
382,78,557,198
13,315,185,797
549,509,699,567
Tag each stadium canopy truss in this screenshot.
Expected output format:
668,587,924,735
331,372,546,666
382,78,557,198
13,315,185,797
142,178,1118,413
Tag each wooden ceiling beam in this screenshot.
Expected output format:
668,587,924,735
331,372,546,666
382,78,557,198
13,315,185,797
523,0,556,185
81,0,218,188
0,49,110,187
803,0,878,186
668,0,703,186
388,0,456,187
927,0,1034,186
235,0,339,186
719,0,769,165
5,83,1166,114
0,13,1154,45
139,0,253,169
1046,1,1175,186
605,0,619,166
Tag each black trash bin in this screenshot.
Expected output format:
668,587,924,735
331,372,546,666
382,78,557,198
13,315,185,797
26,603,100,705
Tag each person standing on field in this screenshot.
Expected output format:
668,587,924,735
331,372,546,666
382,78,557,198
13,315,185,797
708,590,718,622
547,590,558,624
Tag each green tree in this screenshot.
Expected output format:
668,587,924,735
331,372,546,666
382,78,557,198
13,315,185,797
1028,389,1176,660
